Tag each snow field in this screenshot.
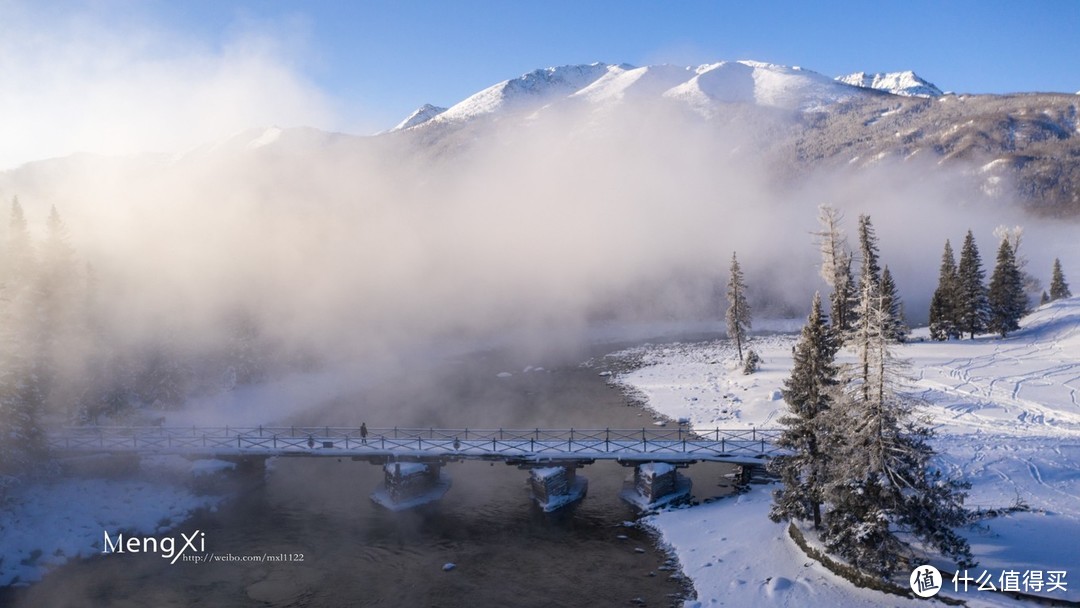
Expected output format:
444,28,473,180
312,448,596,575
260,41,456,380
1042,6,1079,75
0,459,224,587
615,298,1080,606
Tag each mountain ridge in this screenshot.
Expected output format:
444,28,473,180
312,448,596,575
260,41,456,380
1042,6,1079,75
392,60,880,131
835,70,943,97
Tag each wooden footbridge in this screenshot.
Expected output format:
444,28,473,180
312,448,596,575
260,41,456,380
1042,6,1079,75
48,426,782,511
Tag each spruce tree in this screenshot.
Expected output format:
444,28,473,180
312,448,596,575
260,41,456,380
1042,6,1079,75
849,215,899,398
956,230,990,339
726,252,751,363
994,224,1040,304
1041,291,1051,305
929,240,960,341
770,293,838,529
988,239,1026,337
856,214,881,291
880,266,908,342
821,272,973,577
1050,258,1071,301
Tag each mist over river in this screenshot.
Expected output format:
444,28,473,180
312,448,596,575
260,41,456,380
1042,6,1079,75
3,337,740,608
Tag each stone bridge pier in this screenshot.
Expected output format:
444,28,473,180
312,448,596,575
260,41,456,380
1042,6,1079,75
523,462,589,512
369,460,451,511
620,462,692,510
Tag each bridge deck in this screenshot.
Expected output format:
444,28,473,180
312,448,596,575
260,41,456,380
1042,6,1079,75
47,426,781,465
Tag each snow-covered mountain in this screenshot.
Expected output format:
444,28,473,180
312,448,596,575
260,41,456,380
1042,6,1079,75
393,104,448,131
836,70,944,97
6,59,1080,218
662,60,870,114
396,63,614,131
393,60,877,131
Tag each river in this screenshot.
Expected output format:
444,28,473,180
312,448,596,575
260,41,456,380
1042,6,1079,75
4,338,737,607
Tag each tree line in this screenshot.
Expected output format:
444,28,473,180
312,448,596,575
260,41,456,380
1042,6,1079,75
0,197,273,484
766,206,1072,579
929,227,1070,341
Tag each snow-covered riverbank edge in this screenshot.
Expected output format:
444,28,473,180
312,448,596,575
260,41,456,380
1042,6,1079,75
611,299,1080,607
0,456,231,587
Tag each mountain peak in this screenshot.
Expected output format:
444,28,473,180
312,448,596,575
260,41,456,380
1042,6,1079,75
836,70,943,97
393,104,448,131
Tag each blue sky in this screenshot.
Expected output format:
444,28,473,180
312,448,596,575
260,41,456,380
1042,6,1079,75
2,0,1079,166
154,0,1080,122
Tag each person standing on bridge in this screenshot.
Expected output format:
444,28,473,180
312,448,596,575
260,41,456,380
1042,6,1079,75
360,423,368,445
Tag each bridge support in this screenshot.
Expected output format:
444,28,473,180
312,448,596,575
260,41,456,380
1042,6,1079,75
370,461,451,511
526,465,588,512
620,462,691,510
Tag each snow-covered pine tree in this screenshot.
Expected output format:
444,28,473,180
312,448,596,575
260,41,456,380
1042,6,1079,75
822,275,973,577
956,230,990,339
770,292,838,528
988,239,1026,337
880,266,908,342
832,252,855,340
813,205,855,337
1050,258,1072,301
929,240,960,341
856,214,881,292
726,251,752,363
847,214,882,342
994,224,1040,306
1041,291,1051,305
742,349,761,375
849,215,898,399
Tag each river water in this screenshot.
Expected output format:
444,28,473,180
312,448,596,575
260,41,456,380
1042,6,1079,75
5,339,736,607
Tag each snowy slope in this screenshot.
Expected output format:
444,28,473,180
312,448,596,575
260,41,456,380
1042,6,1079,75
393,60,880,130
614,297,1080,606
665,61,870,113
571,64,696,104
393,103,448,130
426,63,613,126
837,71,944,97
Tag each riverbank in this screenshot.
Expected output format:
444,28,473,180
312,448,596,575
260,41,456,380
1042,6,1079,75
611,299,1080,606
0,457,224,587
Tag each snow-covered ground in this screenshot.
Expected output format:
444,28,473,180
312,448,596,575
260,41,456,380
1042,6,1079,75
613,298,1080,606
7,300,1079,602
0,456,224,587
0,364,374,588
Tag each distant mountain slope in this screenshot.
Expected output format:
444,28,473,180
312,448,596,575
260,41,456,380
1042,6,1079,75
663,60,870,114
792,92,1080,215
5,59,1080,218
417,63,614,128
836,71,944,97
393,104,447,131
393,60,877,131
387,60,1079,216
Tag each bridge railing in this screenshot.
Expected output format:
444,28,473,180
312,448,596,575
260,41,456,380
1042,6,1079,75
46,426,784,459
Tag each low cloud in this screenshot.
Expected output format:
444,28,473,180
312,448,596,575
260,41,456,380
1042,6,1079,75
0,3,337,169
